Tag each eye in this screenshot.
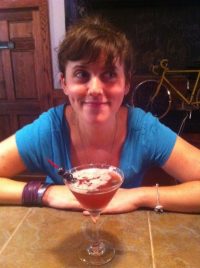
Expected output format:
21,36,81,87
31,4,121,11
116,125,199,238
101,70,117,82
74,70,90,82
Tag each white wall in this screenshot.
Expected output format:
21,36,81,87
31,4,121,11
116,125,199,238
48,0,65,89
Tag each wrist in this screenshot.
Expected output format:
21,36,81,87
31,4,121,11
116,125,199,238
37,183,53,206
136,186,157,209
22,181,53,207
41,185,54,206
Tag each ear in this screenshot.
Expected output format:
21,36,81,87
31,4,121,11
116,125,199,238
124,73,131,95
60,73,68,95
124,82,130,95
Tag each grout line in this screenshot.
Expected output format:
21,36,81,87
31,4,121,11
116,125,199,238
147,211,156,268
0,208,32,255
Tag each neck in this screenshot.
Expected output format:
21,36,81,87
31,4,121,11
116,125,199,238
66,106,127,166
75,113,118,166
77,117,117,146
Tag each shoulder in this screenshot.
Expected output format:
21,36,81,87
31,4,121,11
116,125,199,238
48,104,65,119
28,104,65,130
14,104,68,173
16,104,66,142
127,106,159,131
126,105,177,152
38,104,65,125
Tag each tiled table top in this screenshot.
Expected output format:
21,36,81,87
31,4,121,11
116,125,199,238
0,206,199,268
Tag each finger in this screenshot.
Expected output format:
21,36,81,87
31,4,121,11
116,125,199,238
83,210,90,216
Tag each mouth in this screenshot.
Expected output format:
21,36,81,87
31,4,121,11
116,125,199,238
81,99,110,106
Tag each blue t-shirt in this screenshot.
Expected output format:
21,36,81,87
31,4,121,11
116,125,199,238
15,104,177,188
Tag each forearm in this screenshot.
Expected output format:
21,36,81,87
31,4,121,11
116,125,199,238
42,185,82,210
0,178,26,205
138,181,200,213
0,177,81,210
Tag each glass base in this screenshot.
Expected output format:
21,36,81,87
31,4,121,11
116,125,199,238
78,240,115,266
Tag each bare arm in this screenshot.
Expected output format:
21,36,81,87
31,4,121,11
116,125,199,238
142,136,200,212
0,135,81,209
0,135,27,204
140,181,200,213
162,136,200,182
150,136,200,212
0,135,26,177
99,181,200,214
100,136,200,214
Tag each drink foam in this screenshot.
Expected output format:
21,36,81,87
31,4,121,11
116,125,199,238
71,167,118,192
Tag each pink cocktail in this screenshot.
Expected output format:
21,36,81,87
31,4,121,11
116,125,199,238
65,164,124,265
69,167,122,211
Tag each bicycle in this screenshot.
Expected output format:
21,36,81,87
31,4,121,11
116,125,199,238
133,59,200,120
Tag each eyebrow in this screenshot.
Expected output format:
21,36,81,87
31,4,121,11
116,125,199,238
71,62,119,71
72,64,87,69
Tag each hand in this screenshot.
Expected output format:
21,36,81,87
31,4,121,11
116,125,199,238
83,188,140,215
42,185,83,210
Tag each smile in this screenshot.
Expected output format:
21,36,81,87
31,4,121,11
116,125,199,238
81,100,110,105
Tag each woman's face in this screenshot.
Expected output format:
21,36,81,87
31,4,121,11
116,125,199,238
61,56,129,125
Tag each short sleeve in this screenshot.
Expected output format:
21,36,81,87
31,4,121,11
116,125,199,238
141,112,177,166
15,111,53,172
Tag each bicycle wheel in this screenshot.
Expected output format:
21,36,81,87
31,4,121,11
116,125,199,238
133,80,171,118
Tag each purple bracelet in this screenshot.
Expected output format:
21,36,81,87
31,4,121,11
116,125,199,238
37,183,53,206
22,181,43,206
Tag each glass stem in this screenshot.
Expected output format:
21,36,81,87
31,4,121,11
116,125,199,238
88,211,105,256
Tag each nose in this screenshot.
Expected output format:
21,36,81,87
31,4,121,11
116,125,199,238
87,76,103,96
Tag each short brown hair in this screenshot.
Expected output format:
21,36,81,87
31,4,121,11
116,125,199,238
58,16,134,104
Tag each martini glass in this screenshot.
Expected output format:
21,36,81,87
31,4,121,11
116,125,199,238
64,163,124,266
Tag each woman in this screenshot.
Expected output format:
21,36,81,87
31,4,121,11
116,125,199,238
0,16,200,213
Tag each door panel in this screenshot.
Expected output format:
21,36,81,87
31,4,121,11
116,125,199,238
9,21,33,38
0,115,12,140
0,0,53,141
0,52,7,99
12,51,37,99
0,20,15,101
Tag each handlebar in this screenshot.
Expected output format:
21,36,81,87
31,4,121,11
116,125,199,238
160,59,169,69
152,59,169,75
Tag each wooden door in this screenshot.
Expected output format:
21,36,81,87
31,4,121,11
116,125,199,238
0,0,53,141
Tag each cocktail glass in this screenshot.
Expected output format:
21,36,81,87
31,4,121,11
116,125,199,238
64,163,124,266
